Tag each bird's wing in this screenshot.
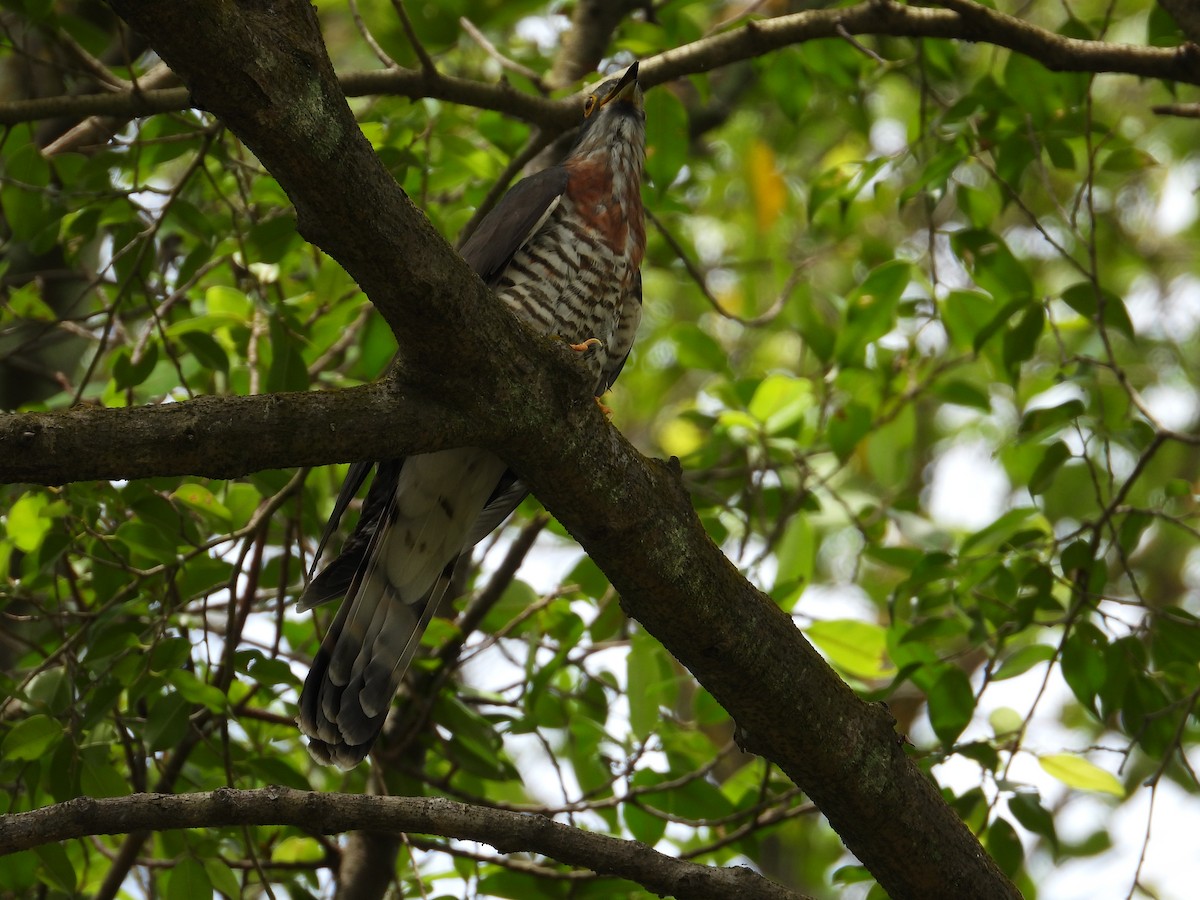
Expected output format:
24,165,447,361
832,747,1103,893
601,270,642,393
459,167,569,285
298,459,401,611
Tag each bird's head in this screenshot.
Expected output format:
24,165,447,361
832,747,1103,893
572,62,645,157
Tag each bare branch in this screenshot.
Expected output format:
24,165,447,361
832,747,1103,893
1152,101,1200,117
0,383,473,485
4,1,1197,131
390,0,437,75
0,788,806,900
460,17,546,90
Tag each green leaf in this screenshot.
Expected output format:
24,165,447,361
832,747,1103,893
934,379,992,410
942,290,998,351
169,670,227,712
1150,610,1200,667
832,864,874,885
986,816,1024,877
961,508,1045,556
827,402,872,461
1019,399,1086,440
81,746,131,798
1002,303,1045,377
1060,623,1107,716
807,619,895,680
266,314,309,392
1008,793,1058,852
2,144,54,242
1038,754,1124,797
670,323,728,372
991,644,1055,681
145,692,191,751
1060,283,1134,339
772,514,815,603
747,374,812,435
624,800,667,847
5,491,54,553
927,666,975,746
113,344,159,389
644,89,689,192
34,843,76,894
205,284,253,319
179,331,231,374
865,404,915,490
172,484,232,523
950,230,1033,301
627,627,676,739
6,282,56,320
2,713,64,760
166,857,212,900
244,654,300,687
205,858,243,900
835,260,911,364
1028,440,1072,495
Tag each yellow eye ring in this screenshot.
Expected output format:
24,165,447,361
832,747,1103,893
584,95,598,117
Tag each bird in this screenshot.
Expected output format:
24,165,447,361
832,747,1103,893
296,63,646,768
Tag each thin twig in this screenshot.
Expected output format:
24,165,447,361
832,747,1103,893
460,17,547,91
55,30,129,89
1151,102,1200,118
348,0,398,68
391,0,436,74
835,22,888,64
645,207,797,327
456,129,557,247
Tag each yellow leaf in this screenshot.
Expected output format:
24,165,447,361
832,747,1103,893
748,140,786,233
658,418,705,458
1039,753,1125,797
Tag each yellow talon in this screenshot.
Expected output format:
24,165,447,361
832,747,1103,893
569,338,602,352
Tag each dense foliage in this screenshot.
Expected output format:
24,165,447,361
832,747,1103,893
2,1,1198,897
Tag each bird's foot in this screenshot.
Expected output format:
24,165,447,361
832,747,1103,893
569,337,602,352
595,396,613,417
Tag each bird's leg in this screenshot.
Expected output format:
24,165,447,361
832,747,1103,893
568,337,602,352
595,396,613,417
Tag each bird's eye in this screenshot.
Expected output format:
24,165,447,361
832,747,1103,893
584,95,598,117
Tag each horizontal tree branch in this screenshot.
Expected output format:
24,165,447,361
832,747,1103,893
650,0,1199,84
3,0,1195,129
0,788,805,900
0,382,478,485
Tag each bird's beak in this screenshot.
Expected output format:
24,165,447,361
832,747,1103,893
605,62,641,108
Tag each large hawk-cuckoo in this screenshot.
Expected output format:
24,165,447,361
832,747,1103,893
297,64,647,767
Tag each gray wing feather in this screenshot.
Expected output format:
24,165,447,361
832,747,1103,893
602,270,642,393
460,167,568,285
297,459,400,611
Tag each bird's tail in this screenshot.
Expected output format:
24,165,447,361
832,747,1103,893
298,557,449,768
297,449,509,768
